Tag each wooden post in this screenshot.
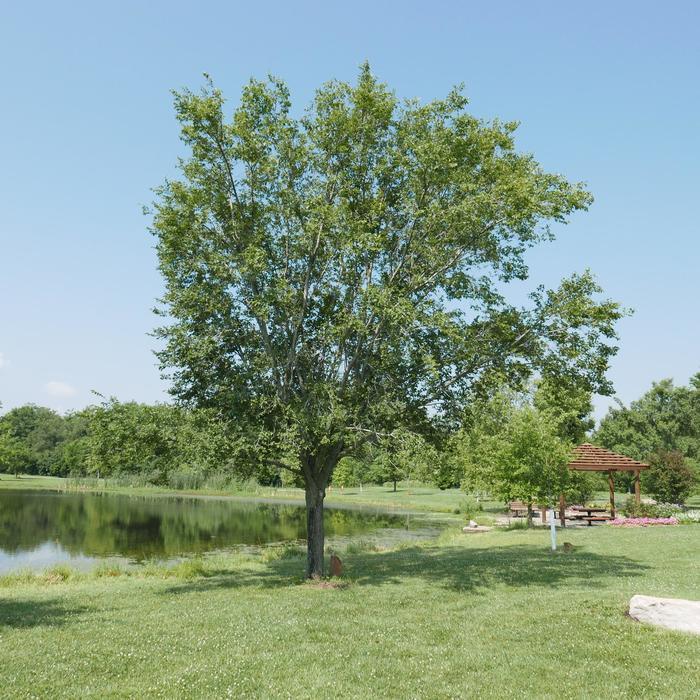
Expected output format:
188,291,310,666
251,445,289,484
634,469,641,504
559,493,566,528
540,504,547,524
608,472,616,519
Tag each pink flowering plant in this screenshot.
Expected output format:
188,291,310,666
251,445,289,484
608,516,679,527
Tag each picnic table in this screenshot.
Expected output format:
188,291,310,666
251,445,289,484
569,506,611,526
508,501,540,518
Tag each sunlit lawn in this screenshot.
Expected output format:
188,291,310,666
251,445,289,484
1,524,699,698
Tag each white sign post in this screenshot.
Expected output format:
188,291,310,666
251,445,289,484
549,507,557,551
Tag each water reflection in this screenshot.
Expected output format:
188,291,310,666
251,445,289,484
0,489,410,572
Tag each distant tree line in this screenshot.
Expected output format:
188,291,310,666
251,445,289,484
1,372,697,503
0,398,450,489
594,373,700,503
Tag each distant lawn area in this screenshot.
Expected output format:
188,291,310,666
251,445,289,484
1,519,699,697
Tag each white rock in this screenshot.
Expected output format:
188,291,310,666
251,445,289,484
469,520,478,528
629,595,700,635
462,525,491,533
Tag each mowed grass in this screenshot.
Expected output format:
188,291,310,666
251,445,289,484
1,526,699,698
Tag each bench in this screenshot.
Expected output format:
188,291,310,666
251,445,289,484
580,515,612,526
508,501,536,517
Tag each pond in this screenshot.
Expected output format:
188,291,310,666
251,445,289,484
0,489,434,573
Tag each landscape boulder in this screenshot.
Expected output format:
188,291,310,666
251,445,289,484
628,595,700,635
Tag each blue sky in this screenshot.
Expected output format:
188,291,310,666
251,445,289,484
1,1,698,420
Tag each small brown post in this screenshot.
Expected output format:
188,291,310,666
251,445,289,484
559,493,566,528
540,504,547,524
608,471,616,519
634,469,641,504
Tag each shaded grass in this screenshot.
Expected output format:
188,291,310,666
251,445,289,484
1,526,699,698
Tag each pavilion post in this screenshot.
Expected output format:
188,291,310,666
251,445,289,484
608,471,616,518
634,469,641,504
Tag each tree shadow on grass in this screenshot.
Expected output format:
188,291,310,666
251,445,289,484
345,543,649,593
159,560,302,596
161,543,648,596
0,598,89,628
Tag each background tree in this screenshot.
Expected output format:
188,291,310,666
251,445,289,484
331,455,369,488
644,450,695,504
0,421,31,476
369,429,442,491
151,65,624,576
595,373,700,490
533,376,594,444
460,396,573,525
85,398,259,486
0,405,68,474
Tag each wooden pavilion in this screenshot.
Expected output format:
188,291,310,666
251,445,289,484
567,443,650,518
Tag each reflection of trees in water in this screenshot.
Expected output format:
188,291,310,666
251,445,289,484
0,492,402,560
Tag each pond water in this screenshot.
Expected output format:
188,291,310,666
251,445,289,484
0,489,431,573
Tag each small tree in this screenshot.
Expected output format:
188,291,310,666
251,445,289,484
644,450,695,504
151,65,624,576
368,429,440,491
332,456,370,488
461,395,573,524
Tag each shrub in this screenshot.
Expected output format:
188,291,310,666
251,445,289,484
260,543,303,562
94,563,125,578
43,564,73,583
344,540,379,555
201,471,234,491
677,510,700,524
173,558,207,579
622,498,682,518
503,519,530,531
167,469,205,490
644,450,695,504
458,495,483,519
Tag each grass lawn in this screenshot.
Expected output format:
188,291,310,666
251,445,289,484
2,522,699,698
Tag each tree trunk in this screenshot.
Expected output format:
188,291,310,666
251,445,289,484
305,481,326,578
526,503,533,528
393,479,397,492
559,493,566,528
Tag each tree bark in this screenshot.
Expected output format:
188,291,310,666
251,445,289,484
559,493,566,528
305,481,326,578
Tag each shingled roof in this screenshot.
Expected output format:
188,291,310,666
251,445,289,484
568,443,650,472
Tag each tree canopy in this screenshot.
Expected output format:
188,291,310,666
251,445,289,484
457,386,595,517
596,374,700,472
151,65,625,576
0,404,89,476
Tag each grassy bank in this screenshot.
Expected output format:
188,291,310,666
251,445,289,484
1,525,699,698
